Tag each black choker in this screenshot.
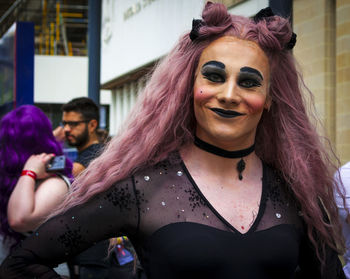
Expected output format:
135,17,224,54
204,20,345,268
194,136,255,180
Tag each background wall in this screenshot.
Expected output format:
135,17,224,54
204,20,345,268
34,55,87,103
227,0,268,15
34,55,110,105
101,0,205,85
336,0,350,163
293,0,350,164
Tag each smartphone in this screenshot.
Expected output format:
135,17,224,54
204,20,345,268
46,155,66,172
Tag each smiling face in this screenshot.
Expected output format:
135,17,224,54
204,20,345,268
193,36,270,150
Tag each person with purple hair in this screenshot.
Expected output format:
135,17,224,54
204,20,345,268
0,105,72,274
0,3,346,278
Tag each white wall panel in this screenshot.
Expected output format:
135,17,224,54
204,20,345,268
34,55,111,105
228,0,269,16
101,0,205,85
34,55,88,103
110,92,116,135
100,89,112,105
229,0,269,17
115,88,123,133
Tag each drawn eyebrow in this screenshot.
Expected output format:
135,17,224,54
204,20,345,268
240,67,263,80
202,60,225,69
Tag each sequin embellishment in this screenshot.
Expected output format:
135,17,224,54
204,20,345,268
104,183,136,211
57,225,85,252
185,188,206,211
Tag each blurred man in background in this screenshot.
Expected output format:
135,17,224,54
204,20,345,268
55,97,103,177
54,97,136,279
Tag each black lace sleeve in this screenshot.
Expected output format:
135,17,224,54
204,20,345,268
0,177,138,279
296,231,345,279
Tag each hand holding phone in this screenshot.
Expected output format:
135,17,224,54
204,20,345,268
46,155,66,172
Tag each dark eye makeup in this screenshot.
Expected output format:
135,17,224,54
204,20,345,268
201,60,226,83
200,62,263,87
237,73,262,88
240,67,263,80
238,67,263,88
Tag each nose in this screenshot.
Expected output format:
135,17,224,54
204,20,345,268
217,81,241,105
62,123,71,132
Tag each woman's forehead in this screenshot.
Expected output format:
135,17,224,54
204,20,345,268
197,36,269,76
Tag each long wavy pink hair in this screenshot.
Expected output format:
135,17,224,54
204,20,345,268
56,2,344,263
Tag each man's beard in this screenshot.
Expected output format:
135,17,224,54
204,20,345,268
66,126,89,148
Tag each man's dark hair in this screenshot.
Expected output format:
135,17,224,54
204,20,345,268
62,97,100,125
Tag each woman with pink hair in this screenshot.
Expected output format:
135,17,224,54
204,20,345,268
0,2,346,278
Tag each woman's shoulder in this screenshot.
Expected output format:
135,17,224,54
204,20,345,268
263,162,286,185
261,162,303,231
132,151,182,179
109,151,184,196
262,162,298,205
263,162,297,189
36,175,70,192
53,173,71,189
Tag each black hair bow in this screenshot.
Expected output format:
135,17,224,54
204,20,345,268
253,7,297,50
189,19,204,41
285,32,297,49
253,7,274,23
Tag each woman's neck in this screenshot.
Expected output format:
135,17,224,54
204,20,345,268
180,142,261,180
194,130,256,151
194,136,255,159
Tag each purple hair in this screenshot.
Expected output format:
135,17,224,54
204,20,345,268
0,105,73,248
56,2,343,263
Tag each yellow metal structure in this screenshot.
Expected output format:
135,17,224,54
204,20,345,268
56,2,60,42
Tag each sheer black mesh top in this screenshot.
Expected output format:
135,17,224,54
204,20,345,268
0,152,345,278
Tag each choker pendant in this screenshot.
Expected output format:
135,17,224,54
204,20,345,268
194,136,255,180
237,159,246,180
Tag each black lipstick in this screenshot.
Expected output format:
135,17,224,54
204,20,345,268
210,108,244,118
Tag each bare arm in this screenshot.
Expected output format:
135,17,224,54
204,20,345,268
1,176,137,278
7,153,69,232
73,162,86,177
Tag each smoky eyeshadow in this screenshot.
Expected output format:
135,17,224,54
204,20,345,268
237,72,262,87
240,66,263,80
201,61,226,81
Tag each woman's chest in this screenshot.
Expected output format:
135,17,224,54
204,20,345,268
193,175,263,233
140,222,301,279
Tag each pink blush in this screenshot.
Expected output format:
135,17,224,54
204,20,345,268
194,88,210,102
245,95,266,114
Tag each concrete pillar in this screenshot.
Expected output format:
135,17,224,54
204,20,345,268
336,0,350,163
110,90,117,136
116,88,123,134
87,0,101,106
293,0,336,143
122,84,129,123
130,81,137,110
